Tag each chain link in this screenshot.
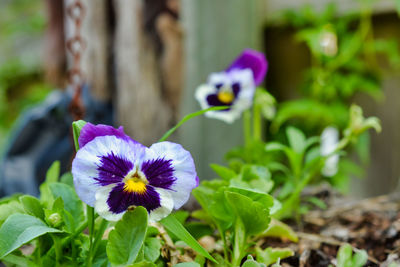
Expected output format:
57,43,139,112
66,0,86,121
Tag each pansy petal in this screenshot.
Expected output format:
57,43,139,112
79,122,138,148
203,108,240,124
195,84,216,110
148,188,174,223
95,184,172,222
141,158,175,190
147,142,198,209
208,72,230,86
226,48,268,86
95,185,125,221
72,135,145,206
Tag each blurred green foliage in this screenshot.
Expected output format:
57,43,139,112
0,0,51,149
268,2,399,192
273,2,400,132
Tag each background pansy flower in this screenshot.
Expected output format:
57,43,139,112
72,123,199,222
195,48,268,123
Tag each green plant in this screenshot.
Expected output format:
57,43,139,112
332,244,368,267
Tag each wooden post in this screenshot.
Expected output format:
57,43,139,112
181,0,265,180
80,0,112,102
113,0,173,145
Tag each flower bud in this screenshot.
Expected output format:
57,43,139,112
47,212,63,228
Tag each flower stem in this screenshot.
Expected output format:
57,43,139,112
86,206,95,267
252,104,262,142
50,234,62,267
158,106,228,142
92,219,109,258
232,219,246,267
243,110,252,147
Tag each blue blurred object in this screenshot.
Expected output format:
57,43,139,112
0,85,113,197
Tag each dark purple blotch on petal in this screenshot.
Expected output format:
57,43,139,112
141,158,176,190
95,152,133,186
232,83,241,97
226,48,268,86
107,183,161,214
215,83,223,89
206,94,232,111
79,122,137,148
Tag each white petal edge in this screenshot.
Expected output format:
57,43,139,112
72,135,146,207
195,84,216,110
146,141,198,209
148,188,174,223
94,184,125,221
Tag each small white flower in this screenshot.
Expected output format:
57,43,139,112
321,126,339,177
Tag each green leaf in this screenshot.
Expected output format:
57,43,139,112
20,195,44,220
49,183,84,228
241,255,264,267
262,219,298,242
127,261,157,267
227,187,274,208
337,244,353,267
72,120,87,151
240,165,273,193
210,164,237,180
160,215,216,263
351,250,368,267
144,238,162,263
0,201,25,226
45,161,60,184
192,186,232,231
185,222,213,240
173,263,201,267
106,207,148,266
255,88,276,120
265,142,288,152
0,214,61,258
39,161,61,206
60,172,74,187
396,0,400,18
286,126,306,154
209,188,235,228
307,196,327,209
2,254,38,267
256,247,293,266
225,191,271,236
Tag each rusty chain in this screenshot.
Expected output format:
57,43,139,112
66,0,86,121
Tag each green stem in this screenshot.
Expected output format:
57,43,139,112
158,106,228,142
92,219,109,258
45,217,91,258
252,104,262,142
51,234,62,267
216,225,229,263
36,237,43,267
86,206,95,267
232,219,246,267
243,110,251,147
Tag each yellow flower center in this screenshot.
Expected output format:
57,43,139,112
123,171,148,194
217,91,234,104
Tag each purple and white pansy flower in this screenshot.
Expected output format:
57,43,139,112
72,123,199,222
195,49,268,123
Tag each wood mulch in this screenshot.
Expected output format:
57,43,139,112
259,190,400,267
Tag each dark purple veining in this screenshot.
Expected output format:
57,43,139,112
142,158,175,190
95,152,133,186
